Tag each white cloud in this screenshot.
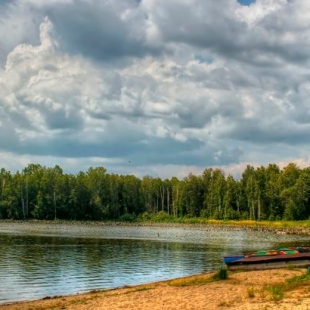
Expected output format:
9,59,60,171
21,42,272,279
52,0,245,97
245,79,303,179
236,0,287,26
1,0,310,178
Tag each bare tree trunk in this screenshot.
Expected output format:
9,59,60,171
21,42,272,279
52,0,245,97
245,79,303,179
210,192,213,218
159,186,165,212
25,177,28,218
173,187,179,217
252,199,255,221
156,196,159,213
20,182,25,219
257,191,261,221
1,179,5,209
167,187,170,215
53,191,57,220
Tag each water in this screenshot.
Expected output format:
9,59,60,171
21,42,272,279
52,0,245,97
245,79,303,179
1,225,310,305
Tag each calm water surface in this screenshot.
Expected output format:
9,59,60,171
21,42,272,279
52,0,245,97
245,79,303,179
1,225,310,304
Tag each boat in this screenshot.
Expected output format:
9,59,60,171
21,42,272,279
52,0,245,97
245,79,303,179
223,247,310,271
223,255,245,264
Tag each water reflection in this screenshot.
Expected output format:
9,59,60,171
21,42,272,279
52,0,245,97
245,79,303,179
1,226,310,304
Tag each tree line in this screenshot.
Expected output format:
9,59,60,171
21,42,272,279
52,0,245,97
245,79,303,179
0,163,309,221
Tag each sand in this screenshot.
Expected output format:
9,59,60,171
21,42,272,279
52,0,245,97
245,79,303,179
1,268,310,310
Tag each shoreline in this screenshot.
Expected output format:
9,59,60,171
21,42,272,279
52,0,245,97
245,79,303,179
2,220,310,309
1,268,310,309
1,219,310,235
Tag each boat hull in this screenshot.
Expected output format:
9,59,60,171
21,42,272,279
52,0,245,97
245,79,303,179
223,255,244,264
225,252,310,271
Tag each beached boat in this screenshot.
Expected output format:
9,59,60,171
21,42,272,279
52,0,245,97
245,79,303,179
223,247,310,270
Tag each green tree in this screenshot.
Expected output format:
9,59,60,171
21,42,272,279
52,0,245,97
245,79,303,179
241,165,257,220
179,173,204,217
264,164,281,220
120,175,141,216
223,175,239,219
279,163,301,220
85,167,108,220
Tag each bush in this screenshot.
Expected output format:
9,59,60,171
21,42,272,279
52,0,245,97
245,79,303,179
212,267,228,281
119,213,137,222
152,211,173,222
138,212,152,221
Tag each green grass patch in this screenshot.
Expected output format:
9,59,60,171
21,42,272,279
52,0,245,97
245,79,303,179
134,217,310,231
168,268,228,287
263,270,310,301
212,267,228,280
168,275,214,287
285,272,310,289
266,285,284,301
123,286,154,294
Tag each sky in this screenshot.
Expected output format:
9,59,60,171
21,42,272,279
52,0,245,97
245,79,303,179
238,0,256,5
1,0,310,179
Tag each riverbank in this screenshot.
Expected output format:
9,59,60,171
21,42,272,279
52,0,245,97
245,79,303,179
1,220,310,309
1,219,310,236
1,268,310,310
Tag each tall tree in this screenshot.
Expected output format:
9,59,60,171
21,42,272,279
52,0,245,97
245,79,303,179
180,174,204,217
223,175,239,219
241,165,257,220
279,163,301,220
264,164,281,220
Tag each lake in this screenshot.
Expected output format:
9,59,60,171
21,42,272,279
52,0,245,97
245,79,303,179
1,223,310,305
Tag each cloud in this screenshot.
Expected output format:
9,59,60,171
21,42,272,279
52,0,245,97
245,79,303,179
1,0,310,178
1,17,240,169
0,1,43,66
44,0,162,63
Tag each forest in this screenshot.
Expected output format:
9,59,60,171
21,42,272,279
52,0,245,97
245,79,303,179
0,162,309,222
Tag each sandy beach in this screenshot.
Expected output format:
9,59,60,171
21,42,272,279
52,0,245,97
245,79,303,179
1,268,310,310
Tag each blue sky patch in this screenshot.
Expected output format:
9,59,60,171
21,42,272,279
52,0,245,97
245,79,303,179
195,55,214,64
238,0,256,5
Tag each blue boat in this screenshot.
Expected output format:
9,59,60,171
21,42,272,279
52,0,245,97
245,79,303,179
223,255,245,264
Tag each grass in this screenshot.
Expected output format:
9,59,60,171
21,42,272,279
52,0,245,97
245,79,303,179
266,285,284,301
133,216,310,231
168,268,228,287
168,275,215,287
15,218,310,234
263,270,310,301
247,286,255,298
122,286,155,295
212,267,228,280
285,272,310,289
